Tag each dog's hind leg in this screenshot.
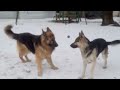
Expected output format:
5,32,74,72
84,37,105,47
25,55,31,62
102,47,108,69
46,56,58,70
17,41,29,63
19,54,26,63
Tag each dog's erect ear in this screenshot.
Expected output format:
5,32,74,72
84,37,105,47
81,30,84,35
79,32,81,37
42,29,46,35
79,31,85,38
47,27,52,32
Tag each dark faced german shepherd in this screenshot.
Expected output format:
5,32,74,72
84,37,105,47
71,31,120,79
4,25,58,76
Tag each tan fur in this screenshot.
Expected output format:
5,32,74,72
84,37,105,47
80,48,97,79
17,41,31,63
79,43,108,79
102,47,108,69
72,31,109,79
78,37,99,79
4,25,58,77
35,45,58,76
17,41,30,56
16,29,58,77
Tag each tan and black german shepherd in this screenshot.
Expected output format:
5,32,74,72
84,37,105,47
70,31,120,79
4,25,58,76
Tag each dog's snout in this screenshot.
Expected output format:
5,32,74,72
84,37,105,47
54,41,58,47
70,43,78,48
55,43,58,47
70,44,73,47
70,43,74,48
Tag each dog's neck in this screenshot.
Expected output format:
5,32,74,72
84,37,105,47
80,46,92,58
80,45,89,53
79,41,92,58
80,36,90,51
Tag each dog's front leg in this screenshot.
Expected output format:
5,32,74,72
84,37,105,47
35,55,42,77
80,60,87,79
89,60,96,79
46,56,58,70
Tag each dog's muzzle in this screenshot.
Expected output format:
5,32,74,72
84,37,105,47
70,43,78,48
49,40,58,47
54,41,58,47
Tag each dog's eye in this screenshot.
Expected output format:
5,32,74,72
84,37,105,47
75,37,80,42
46,37,49,41
51,39,54,43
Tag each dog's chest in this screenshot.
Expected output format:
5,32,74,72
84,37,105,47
81,49,97,63
37,46,52,59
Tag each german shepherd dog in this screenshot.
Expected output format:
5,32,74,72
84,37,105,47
70,31,120,79
4,25,58,76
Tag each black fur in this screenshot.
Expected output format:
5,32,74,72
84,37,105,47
4,25,41,54
107,40,120,45
15,33,41,54
4,25,58,54
86,38,120,57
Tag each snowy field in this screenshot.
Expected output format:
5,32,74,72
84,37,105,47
0,18,120,79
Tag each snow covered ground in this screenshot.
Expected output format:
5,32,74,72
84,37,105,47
0,18,120,79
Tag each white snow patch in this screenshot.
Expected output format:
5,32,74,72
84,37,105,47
0,18,120,79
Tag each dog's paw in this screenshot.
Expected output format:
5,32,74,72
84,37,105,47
88,78,94,79
78,77,84,79
103,66,107,69
78,76,85,79
51,66,59,70
22,61,27,63
37,76,42,79
27,60,31,62
38,72,42,77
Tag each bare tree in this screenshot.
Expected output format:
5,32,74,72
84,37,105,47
16,11,19,25
101,11,120,26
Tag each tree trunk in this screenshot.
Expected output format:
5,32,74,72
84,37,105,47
101,11,120,26
16,11,19,25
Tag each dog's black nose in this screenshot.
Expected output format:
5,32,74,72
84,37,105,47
54,40,58,47
70,43,78,48
56,43,58,47
55,42,58,47
70,44,73,48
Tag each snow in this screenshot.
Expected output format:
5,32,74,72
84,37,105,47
0,18,120,79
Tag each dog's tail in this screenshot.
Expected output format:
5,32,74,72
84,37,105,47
107,40,120,46
4,25,18,40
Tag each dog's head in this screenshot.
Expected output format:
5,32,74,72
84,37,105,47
42,27,58,48
70,31,90,49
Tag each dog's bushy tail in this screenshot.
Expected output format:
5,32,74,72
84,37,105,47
4,25,18,40
107,40,120,46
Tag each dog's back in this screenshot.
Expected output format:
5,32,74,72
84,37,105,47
88,38,108,57
88,38,120,57
4,25,41,54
